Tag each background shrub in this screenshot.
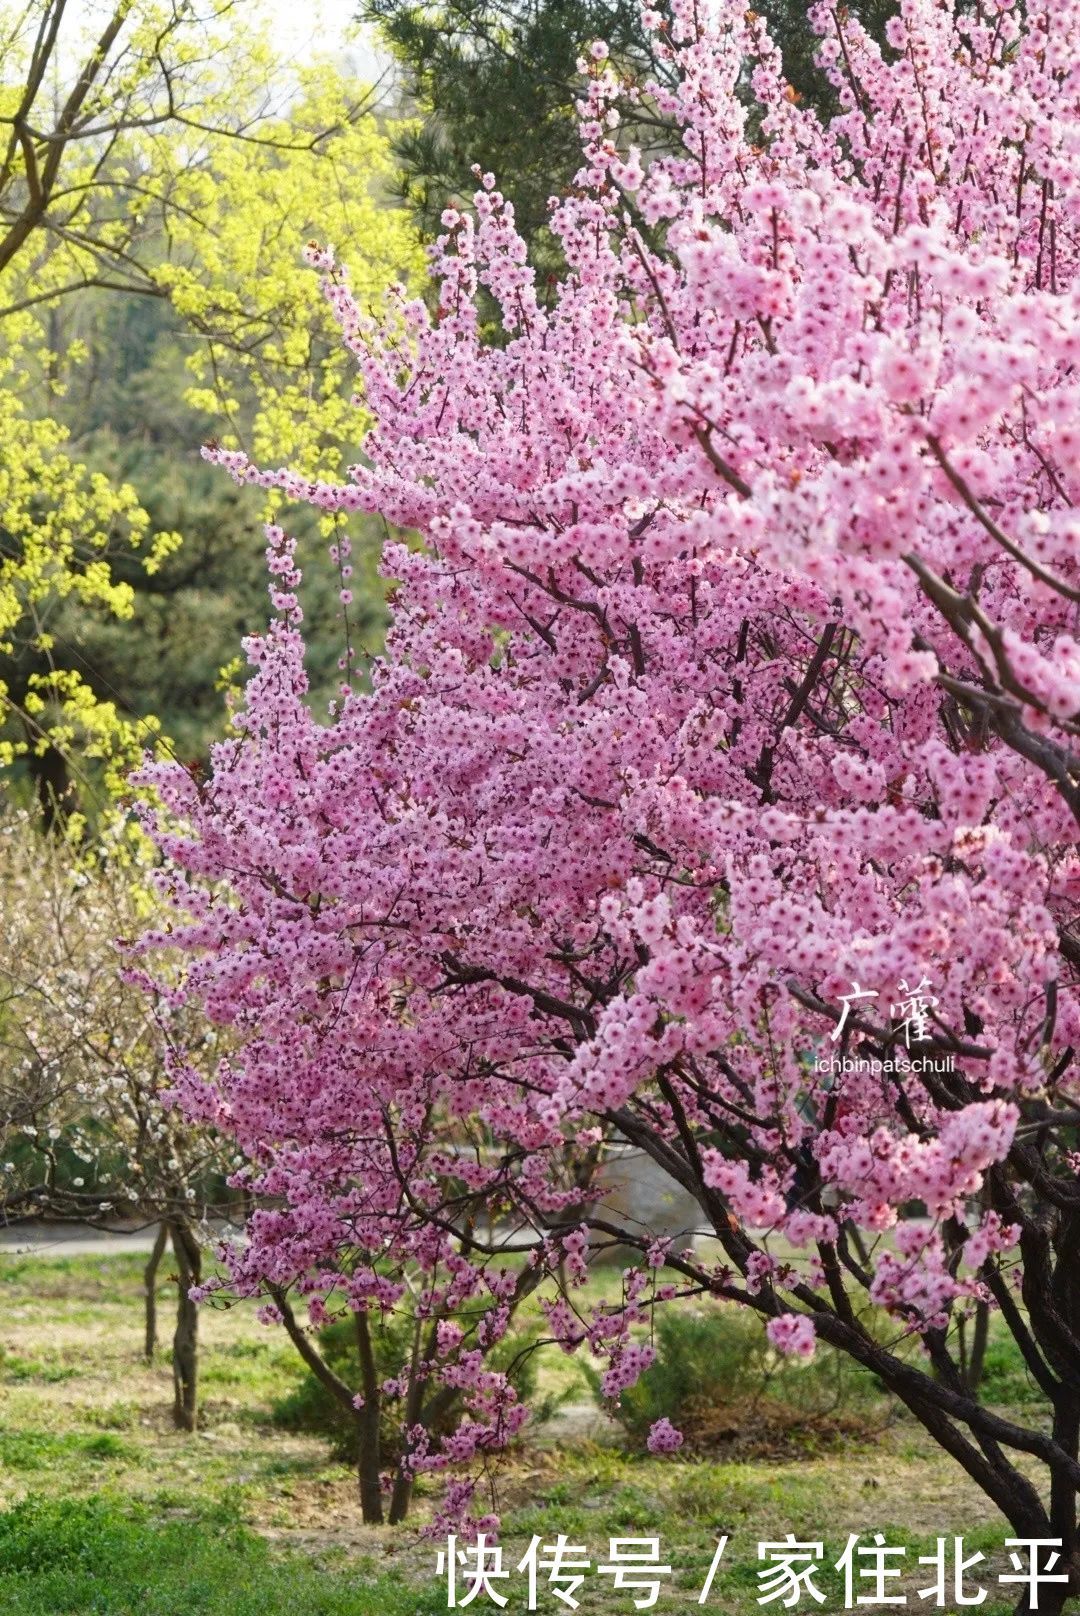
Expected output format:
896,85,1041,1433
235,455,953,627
272,1314,546,1465
590,1305,885,1458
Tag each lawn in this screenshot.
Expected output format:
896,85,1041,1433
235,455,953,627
0,1251,1047,1614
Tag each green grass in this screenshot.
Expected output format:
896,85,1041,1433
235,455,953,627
0,1495,442,1616
978,1333,1051,1407
0,1432,138,1471
0,1349,79,1386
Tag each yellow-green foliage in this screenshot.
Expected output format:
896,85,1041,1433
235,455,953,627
0,1,421,813
156,59,423,481
0,364,175,793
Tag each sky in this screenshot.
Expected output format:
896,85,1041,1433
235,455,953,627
63,0,392,86
256,0,389,80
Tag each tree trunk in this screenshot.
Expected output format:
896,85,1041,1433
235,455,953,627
355,1310,384,1525
390,1381,461,1525
389,1318,425,1526
170,1220,201,1432
967,1299,990,1393
143,1222,168,1361
1013,1579,1074,1616
1046,1393,1080,1616
271,1286,384,1525
26,731,75,834
387,1461,414,1527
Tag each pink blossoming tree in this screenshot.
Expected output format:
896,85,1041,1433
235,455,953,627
140,0,1080,1596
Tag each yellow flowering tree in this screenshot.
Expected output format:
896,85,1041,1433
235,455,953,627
158,63,422,479
0,1,421,824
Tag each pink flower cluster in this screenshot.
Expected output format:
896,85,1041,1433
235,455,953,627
646,1417,685,1454
767,1315,817,1360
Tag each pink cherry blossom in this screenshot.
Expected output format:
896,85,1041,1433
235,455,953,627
767,1314,817,1360
646,1416,685,1453
138,0,1080,1557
